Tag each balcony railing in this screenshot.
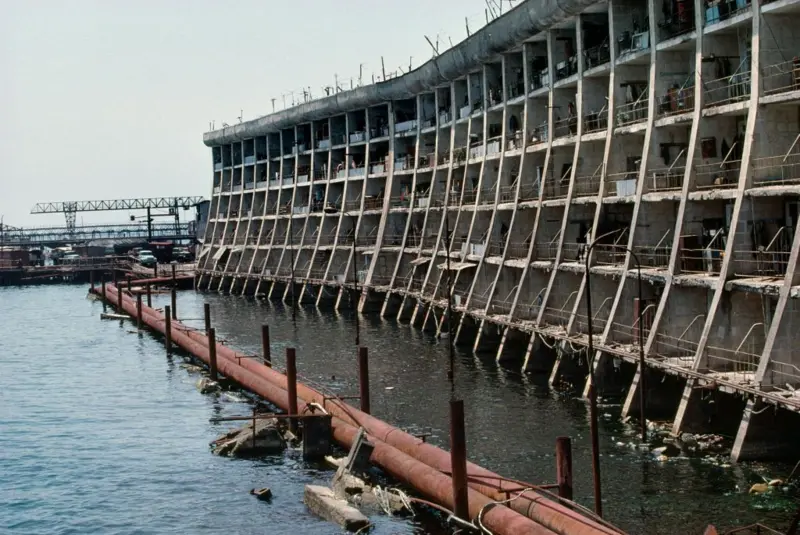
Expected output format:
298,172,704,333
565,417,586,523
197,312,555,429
616,94,648,127
534,240,560,261
634,239,672,269
554,56,577,81
531,122,548,143
704,64,751,108
680,246,724,275
762,57,800,96
695,160,741,190
732,249,790,278
704,0,751,25
507,80,525,100
648,164,685,192
752,144,800,187
584,105,608,134
349,131,366,144
244,155,256,165
369,162,386,175
531,69,550,91
212,186,221,194
552,115,578,138
604,171,638,197
572,170,602,198
543,167,572,200
651,331,699,363
255,180,268,189
703,345,761,383
316,138,331,150
314,169,330,181
331,133,346,146
541,307,572,328
658,76,695,116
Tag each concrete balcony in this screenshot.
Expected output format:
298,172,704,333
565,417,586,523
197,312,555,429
604,171,638,197
694,160,741,190
680,246,724,275
571,172,602,198
658,78,695,117
584,106,609,134
616,95,648,127
244,155,256,165
646,164,686,193
703,68,751,108
751,149,800,187
762,57,800,98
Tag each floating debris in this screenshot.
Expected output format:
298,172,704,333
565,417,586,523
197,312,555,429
211,418,285,457
250,487,273,501
196,378,221,394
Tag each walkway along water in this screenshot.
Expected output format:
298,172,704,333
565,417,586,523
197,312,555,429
90,281,625,535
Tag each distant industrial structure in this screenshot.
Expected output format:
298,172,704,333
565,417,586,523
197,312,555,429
196,0,800,462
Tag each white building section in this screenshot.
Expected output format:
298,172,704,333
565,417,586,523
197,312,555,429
198,0,800,461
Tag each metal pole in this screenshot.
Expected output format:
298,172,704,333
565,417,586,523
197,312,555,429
89,270,94,289
261,325,271,366
444,212,456,392
635,259,647,443
126,275,132,292
146,282,152,308
352,221,360,346
286,347,298,434
449,399,469,520
136,293,143,330
171,263,176,283
208,327,218,381
164,305,172,354
358,346,370,414
147,207,152,242
555,436,573,500
288,216,297,321
117,285,123,313
584,237,604,518
101,280,106,299
204,303,211,333
171,286,177,320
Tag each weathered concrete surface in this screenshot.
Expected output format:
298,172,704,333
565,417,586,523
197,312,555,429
304,485,370,532
211,418,285,457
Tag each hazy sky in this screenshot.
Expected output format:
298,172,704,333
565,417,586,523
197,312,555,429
1,0,495,227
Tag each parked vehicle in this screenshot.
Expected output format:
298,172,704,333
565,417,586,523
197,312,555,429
61,253,81,265
172,246,192,262
137,250,157,267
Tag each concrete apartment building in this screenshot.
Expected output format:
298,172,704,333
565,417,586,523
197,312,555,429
197,0,800,461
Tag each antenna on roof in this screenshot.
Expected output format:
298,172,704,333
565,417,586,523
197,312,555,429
425,36,439,57
271,98,276,112
238,109,243,123
381,57,386,81
465,17,471,37
359,64,363,86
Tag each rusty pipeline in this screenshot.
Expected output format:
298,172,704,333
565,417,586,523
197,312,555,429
94,284,557,535
96,285,622,535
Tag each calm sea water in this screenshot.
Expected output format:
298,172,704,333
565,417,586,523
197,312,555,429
1,285,797,534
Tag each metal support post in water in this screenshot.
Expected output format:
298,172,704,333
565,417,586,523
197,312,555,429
449,399,469,521
113,270,118,285
358,346,370,414
117,286,123,313
146,283,152,308
170,287,177,320
171,264,176,283
101,280,106,299
208,328,218,381
286,347,298,435
261,325,271,367
126,275,132,292
164,305,172,354
136,293,143,330
555,436,573,500
89,270,94,289
204,303,211,334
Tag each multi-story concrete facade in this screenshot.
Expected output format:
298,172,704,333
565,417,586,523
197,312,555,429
198,0,800,461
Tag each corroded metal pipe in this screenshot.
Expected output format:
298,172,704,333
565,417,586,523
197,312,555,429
95,285,554,535
98,285,621,535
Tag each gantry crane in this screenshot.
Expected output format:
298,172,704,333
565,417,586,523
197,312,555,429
30,196,205,240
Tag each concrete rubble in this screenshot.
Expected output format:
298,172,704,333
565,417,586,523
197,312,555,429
210,417,286,457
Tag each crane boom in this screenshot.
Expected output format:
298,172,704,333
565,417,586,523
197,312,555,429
31,196,205,214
